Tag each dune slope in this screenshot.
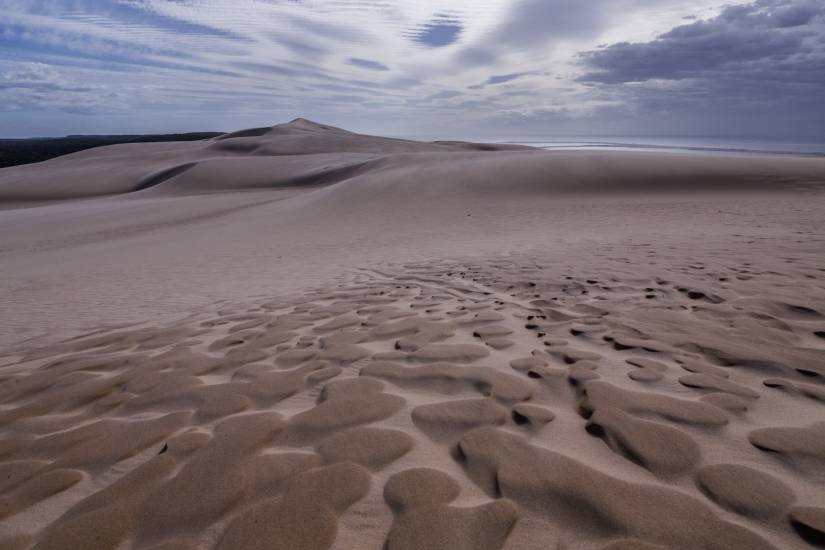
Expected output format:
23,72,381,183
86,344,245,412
1,120,825,550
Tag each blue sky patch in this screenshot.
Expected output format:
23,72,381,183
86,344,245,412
413,17,463,47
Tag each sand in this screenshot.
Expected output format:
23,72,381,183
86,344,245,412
1,118,824,549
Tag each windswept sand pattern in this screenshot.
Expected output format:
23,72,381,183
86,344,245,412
1,248,825,550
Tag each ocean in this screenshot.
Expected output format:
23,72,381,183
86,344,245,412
495,136,825,156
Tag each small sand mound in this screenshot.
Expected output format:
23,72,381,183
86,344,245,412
580,381,729,426
789,507,825,546
696,464,796,518
511,403,555,429
700,392,750,412
678,373,760,398
412,398,508,441
748,423,825,462
216,463,371,550
362,361,533,402
457,427,776,550
316,427,414,470
384,468,518,550
587,407,701,477
282,382,405,445
409,344,490,362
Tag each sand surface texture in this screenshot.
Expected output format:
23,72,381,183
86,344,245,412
1,120,825,549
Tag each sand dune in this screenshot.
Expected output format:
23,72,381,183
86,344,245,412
1,119,825,549
0,119,531,202
1,118,823,203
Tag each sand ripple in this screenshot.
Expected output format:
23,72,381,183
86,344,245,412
1,251,824,549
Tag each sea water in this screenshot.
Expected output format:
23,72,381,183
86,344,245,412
495,136,825,156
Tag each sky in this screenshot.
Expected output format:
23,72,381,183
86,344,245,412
1,0,824,139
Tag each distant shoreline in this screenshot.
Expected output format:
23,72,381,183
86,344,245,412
385,134,825,158
502,140,825,158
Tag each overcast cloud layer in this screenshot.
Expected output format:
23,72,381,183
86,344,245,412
1,0,823,138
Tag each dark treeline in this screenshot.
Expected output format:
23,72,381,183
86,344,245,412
0,133,222,168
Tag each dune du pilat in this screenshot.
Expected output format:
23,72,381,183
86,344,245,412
1,119,825,550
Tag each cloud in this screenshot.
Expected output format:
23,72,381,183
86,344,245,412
492,0,611,47
348,58,390,71
580,0,825,84
469,72,532,89
423,90,462,101
286,14,369,45
485,72,529,85
455,0,617,67
575,0,825,137
0,0,823,139
0,61,130,116
275,37,328,58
